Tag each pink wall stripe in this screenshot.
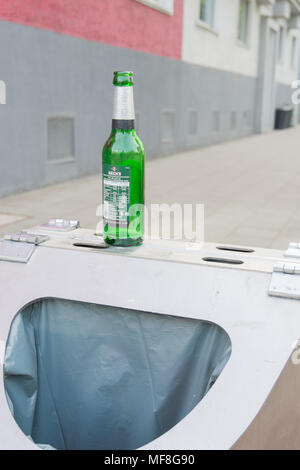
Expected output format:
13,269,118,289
0,0,183,59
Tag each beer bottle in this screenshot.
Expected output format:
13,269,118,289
102,71,145,246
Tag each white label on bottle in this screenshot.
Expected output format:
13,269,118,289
113,86,135,120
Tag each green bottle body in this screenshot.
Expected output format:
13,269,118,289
102,72,145,247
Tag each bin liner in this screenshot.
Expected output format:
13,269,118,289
4,298,231,450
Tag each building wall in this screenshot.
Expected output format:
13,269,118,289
275,19,299,84
0,21,256,196
182,0,261,77
274,11,300,115
182,0,299,83
0,0,184,59
0,0,300,196
276,81,293,106
182,0,300,129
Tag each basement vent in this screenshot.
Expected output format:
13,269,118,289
212,111,220,132
230,111,237,131
243,110,251,127
47,116,75,163
161,110,175,143
188,110,198,136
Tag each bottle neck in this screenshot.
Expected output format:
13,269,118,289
112,85,135,130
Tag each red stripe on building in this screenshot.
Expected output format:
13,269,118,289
0,0,183,59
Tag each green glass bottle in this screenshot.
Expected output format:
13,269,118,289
102,71,145,247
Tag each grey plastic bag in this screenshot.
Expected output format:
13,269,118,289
4,298,231,450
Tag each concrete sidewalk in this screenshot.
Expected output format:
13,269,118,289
1,125,300,250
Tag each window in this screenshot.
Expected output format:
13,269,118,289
199,0,215,27
238,0,250,44
278,26,284,62
136,0,173,15
47,117,75,163
291,37,297,69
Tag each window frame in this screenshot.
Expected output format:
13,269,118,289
237,0,250,45
198,0,216,29
291,35,298,69
278,25,285,63
136,0,174,15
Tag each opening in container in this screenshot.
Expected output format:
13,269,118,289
203,257,244,265
217,246,254,254
4,298,231,450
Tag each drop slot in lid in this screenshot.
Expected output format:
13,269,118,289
216,246,254,254
202,257,244,265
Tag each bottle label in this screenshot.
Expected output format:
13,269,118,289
113,87,135,120
103,164,130,228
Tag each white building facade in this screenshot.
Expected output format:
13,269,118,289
182,0,300,132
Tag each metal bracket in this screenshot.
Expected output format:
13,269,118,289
4,232,49,245
285,242,300,259
40,219,80,232
0,240,36,263
269,262,300,300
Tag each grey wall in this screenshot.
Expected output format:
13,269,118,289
275,82,293,107
0,21,257,196
275,82,300,124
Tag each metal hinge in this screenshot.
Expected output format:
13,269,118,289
4,232,49,245
269,262,300,300
274,262,300,275
285,243,300,259
40,218,80,232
